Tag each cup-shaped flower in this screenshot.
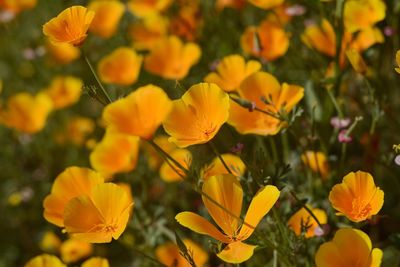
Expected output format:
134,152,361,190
43,6,95,46
315,228,383,267
44,76,83,109
301,151,330,180
82,257,109,267
247,0,284,10
159,148,192,182
155,239,208,267
127,0,172,18
329,171,384,222
163,83,229,148
144,36,201,80
202,154,246,180
43,167,104,227
228,71,304,135
24,254,65,267
90,130,140,180
344,0,386,33
103,84,172,139
88,0,125,38
98,47,143,86
0,92,53,134
176,174,280,263
301,19,336,57
63,183,134,243
204,54,261,92
288,206,327,238
60,238,93,263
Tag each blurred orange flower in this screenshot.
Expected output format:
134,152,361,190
127,0,172,17
88,0,125,38
0,0,37,14
315,228,383,267
176,174,280,263
43,167,104,227
395,50,400,74
144,36,201,80
44,76,83,109
204,54,261,92
163,83,229,148
63,116,95,146
82,257,110,267
344,0,386,33
0,92,53,134
46,41,81,64
215,0,246,10
301,151,330,180
228,71,304,135
302,19,336,57
43,6,95,46
170,4,202,41
350,27,384,52
159,148,192,182
288,206,327,238
90,130,140,179
63,183,134,243
155,239,208,267
24,254,65,267
329,171,384,222
142,134,177,170
247,0,283,10
202,153,246,180
39,231,61,253
60,238,93,264
103,84,172,139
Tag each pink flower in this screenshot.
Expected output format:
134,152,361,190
338,130,352,143
330,117,351,129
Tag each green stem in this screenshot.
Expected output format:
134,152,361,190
326,88,343,118
209,141,232,174
290,191,323,229
131,247,167,266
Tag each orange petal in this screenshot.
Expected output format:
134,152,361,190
216,241,257,264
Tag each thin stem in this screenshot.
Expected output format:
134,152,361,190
209,141,232,174
326,88,343,118
290,191,323,229
230,95,282,120
131,247,167,266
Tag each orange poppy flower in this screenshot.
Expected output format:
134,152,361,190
344,0,386,33
43,6,95,46
155,239,208,267
39,231,61,253
24,254,65,267
63,183,134,243
228,71,304,135
0,92,53,134
103,84,172,139
315,228,383,267
247,0,284,10
98,47,143,86
202,153,246,180
329,171,384,222
44,76,83,109
176,174,280,263
127,0,172,18
88,0,125,38
204,54,261,92
43,167,104,227
60,238,93,263
301,151,330,180
63,116,95,146
0,0,37,14
142,134,177,170
302,19,336,57
288,206,327,238
82,257,110,267
90,130,140,179
46,41,81,64
159,148,192,182
169,4,202,41
144,36,201,80
350,27,384,52
163,83,229,148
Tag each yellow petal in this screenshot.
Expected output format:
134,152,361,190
239,185,280,239
315,241,346,267
216,241,257,264
24,254,66,267
88,0,125,38
371,248,383,267
175,212,230,243
60,238,93,264
81,257,110,267
156,239,208,267
159,148,192,182
288,206,327,238
202,153,246,180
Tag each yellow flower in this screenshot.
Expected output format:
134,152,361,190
127,0,172,18
302,19,336,57
169,4,202,41
0,92,53,134
288,207,327,238
247,0,284,10
176,174,280,263
39,231,61,253
204,54,261,92
24,254,65,267
103,84,172,139
46,41,81,64
60,238,93,263
44,76,83,109
43,167,104,227
142,134,177,170
144,36,201,80
0,0,37,14
155,239,209,267
350,27,384,52
98,47,143,86
88,0,125,38
90,130,140,179
241,18,289,61
346,49,368,75
63,183,134,243
315,228,383,267
159,148,192,182
64,116,95,146
228,71,304,135
128,14,169,51
396,50,400,74
301,151,330,180
43,6,95,46
163,83,229,148
329,171,384,222
344,0,386,33
82,257,110,267
202,154,246,180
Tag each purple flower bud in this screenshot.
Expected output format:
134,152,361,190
285,5,306,16
231,143,244,153
338,130,352,143
384,26,395,37
330,117,351,129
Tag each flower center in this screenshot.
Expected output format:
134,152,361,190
351,198,372,220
